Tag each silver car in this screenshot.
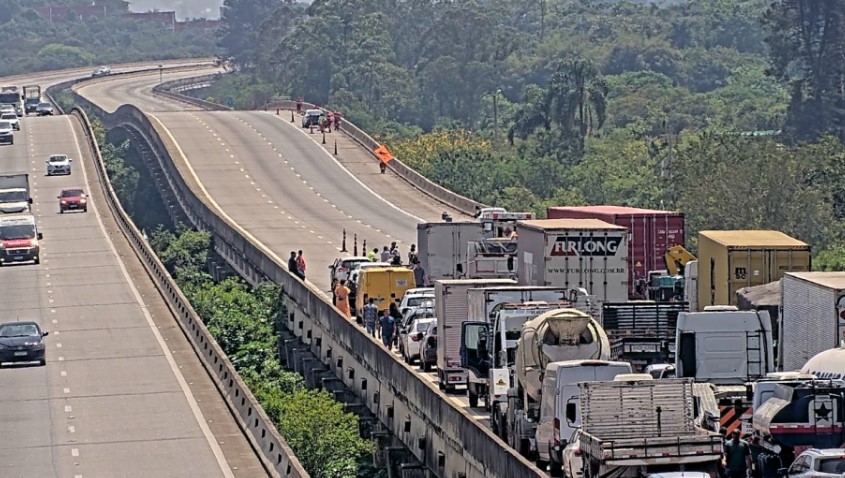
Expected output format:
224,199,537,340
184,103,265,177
0,121,13,145
0,112,19,130
46,154,72,175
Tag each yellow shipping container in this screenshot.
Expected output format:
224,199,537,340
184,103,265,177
697,230,811,310
355,267,415,316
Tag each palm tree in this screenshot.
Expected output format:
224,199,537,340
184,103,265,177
547,58,608,148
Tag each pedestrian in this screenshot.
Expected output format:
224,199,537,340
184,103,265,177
367,247,378,262
379,308,396,349
296,97,302,114
389,302,403,347
363,298,379,337
757,451,782,478
288,251,304,281
296,250,306,279
380,246,392,262
333,111,341,131
379,161,387,174
408,244,417,265
723,430,752,478
334,279,352,319
326,111,334,131
413,261,426,288
391,249,402,266
389,241,398,254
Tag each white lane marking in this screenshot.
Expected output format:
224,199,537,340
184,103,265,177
63,388,70,394
65,405,72,413
68,426,75,433
68,117,235,478
56,343,62,348
61,371,67,377
71,448,79,457
58,356,64,361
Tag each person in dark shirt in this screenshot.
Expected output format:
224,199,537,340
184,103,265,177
724,430,752,478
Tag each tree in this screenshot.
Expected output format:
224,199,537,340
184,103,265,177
548,58,608,149
219,0,283,66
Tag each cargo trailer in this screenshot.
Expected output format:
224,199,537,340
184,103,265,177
781,272,845,371
547,205,685,299
516,219,628,305
417,222,483,282
696,230,810,311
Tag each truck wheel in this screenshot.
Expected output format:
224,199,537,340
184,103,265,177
518,439,532,458
498,415,508,441
468,389,479,408
490,410,499,435
550,462,563,477
536,459,549,472
422,360,431,372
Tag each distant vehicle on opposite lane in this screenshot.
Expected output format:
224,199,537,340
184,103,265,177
35,103,54,116
46,154,72,176
0,321,48,367
58,188,88,213
91,66,111,77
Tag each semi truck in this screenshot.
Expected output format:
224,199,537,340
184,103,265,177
477,207,534,238
547,206,685,299
0,173,32,214
601,301,688,371
572,378,723,478
781,272,845,372
696,230,810,311
516,219,629,306
0,86,23,116
504,308,610,461
417,222,483,282
434,278,516,391
466,238,518,279
22,85,41,114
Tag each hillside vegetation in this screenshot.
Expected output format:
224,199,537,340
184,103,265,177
214,0,845,260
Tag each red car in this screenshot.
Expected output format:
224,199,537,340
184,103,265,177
58,188,88,213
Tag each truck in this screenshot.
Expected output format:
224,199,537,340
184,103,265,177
516,219,629,306
417,222,483,282
0,173,32,214
802,346,845,380
780,272,845,372
696,230,811,311
462,287,591,408
0,214,43,266
547,205,685,300
435,278,516,390
354,267,415,317
573,378,723,478
504,308,610,462
477,207,534,239
0,86,23,116
600,301,688,371
675,306,775,435
466,238,518,279
22,85,41,115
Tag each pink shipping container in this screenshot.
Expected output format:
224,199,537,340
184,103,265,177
547,205,685,299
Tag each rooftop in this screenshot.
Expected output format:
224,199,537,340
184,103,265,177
548,205,680,215
786,272,845,290
518,218,625,231
699,230,808,247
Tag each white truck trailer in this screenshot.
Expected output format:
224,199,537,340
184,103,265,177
0,173,31,214
516,219,629,306
781,272,845,372
573,378,723,478
417,222,483,282
435,278,516,391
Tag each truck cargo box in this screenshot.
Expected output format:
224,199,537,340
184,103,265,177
516,219,628,305
417,222,483,282
781,272,845,371
548,206,685,299
696,230,810,311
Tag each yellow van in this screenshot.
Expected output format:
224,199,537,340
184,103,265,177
356,267,415,316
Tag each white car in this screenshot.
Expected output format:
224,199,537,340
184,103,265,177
329,256,370,284
92,66,111,77
0,105,15,115
399,288,435,316
0,121,13,145
785,449,845,478
401,317,436,364
46,154,72,175
0,112,19,131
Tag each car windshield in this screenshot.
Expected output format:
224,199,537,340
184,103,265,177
38,103,51,108
49,156,67,163
61,189,84,198
341,259,368,269
406,296,434,307
0,121,10,129
0,114,14,120
0,224,35,240
816,458,845,474
0,191,26,202
415,322,432,333
0,323,39,337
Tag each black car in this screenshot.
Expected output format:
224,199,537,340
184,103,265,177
36,102,54,116
0,321,48,366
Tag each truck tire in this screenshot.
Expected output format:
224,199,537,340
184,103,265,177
468,389,479,408
519,438,532,458
550,461,563,477
536,459,549,471
422,360,431,372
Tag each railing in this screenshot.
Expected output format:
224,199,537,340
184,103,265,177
67,104,308,478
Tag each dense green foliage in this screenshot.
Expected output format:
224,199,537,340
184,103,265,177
0,0,217,75
212,0,845,260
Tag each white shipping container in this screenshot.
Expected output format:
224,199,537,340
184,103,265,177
781,272,845,371
417,222,483,282
516,219,629,305
435,278,516,390
466,286,576,323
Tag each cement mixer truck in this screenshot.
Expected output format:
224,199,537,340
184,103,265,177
503,308,612,465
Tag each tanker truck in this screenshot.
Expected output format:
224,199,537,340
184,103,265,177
503,308,611,464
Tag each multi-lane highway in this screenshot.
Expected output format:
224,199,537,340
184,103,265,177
0,65,269,478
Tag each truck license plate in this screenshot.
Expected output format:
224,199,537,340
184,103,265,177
13,351,27,357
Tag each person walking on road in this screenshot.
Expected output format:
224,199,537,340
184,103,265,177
379,308,396,349
288,251,304,281
408,244,417,265
334,280,352,319
724,430,752,478
296,250,306,279
296,97,303,114
380,246,392,262
367,247,378,262
363,298,379,337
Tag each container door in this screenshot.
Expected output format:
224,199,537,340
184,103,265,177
460,322,491,378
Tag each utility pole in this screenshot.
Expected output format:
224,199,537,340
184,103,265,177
493,89,500,140
158,65,163,85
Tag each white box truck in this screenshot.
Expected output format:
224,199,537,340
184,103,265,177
781,272,845,371
435,278,516,391
516,219,629,306
417,222,483,282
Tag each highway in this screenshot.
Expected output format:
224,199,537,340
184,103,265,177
72,68,496,435
0,65,270,478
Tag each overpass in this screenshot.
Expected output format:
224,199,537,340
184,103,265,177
58,65,547,477
0,63,304,478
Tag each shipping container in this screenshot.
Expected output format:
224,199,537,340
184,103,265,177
417,222,483,282
697,230,810,311
435,278,516,391
780,272,845,372
516,219,629,305
547,205,685,299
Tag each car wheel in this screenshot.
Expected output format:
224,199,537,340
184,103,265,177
59,209,63,214
468,389,479,408
83,207,87,213
39,359,46,366
34,257,40,265
550,462,563,477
